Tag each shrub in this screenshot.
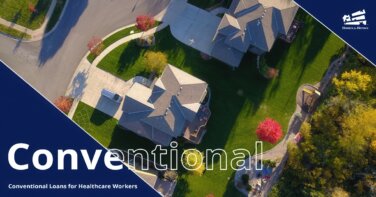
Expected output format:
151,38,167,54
54,96,73,114
163,170,178,181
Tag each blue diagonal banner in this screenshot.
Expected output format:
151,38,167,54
294,0,376,66
0,61,160,197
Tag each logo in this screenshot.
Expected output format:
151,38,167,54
342,9,369,30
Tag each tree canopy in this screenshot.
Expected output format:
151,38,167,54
271,52,376,196
144,51,167,76
182,149,206,176
256,118,283,144
136,15,155,31
333,70,372,97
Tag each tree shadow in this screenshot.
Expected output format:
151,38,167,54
108,126,156,151
172,176,191,197
89,108,112,126
223,171,245,197
117,41,146,73
67,69,88,99
293,11,331,82
11,10,21,25
37,0,88,65
263,10,331,101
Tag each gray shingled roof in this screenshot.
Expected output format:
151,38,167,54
211,0,298,67
119,65,208,146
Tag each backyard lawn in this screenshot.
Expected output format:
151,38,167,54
0,0,52,30
79,11,344,197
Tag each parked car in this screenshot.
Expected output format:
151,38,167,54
101,89,123,103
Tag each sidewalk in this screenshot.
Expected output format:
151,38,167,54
0,0,65,41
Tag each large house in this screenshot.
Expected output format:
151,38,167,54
211,0,299,67
119,65,211,146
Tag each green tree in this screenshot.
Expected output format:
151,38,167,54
340,106,376,162
144,51,167,76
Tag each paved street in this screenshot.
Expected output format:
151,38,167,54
0,0,170,101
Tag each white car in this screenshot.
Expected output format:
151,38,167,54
101,89,123,103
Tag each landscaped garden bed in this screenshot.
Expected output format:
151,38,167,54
79,10,344,197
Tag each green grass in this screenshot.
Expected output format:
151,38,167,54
87,22,161,63
0,0,52,30
188,0,232,9
81,10,344,197
45,0,66,32
0,23,30,39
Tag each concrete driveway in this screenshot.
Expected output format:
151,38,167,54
66,59,132,119
163,0,221,55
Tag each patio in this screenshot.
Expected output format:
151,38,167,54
183,105,211,144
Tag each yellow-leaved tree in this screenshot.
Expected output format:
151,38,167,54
144,51,167,76
332,70,372,97
182,149,206,176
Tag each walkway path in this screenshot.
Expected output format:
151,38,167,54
234,47,349,196
0,0,58,41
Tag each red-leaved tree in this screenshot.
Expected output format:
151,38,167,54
54,96,73,114
256,118,283,144
136,15,155,31
87,36,104,56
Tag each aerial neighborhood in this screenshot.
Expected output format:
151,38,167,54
0,0,374,196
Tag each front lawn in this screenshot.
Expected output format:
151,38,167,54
92,10,344,197
87,21,161,63
0,0,52,30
